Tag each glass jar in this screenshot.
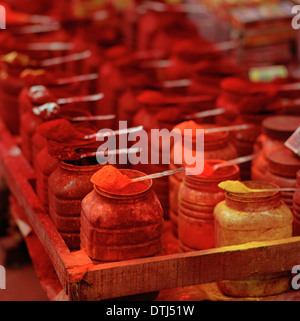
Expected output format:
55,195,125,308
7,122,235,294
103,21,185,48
169,121,238,236
48,159,103,250
178,160,240,251
214,181,293,298
81,169,164,262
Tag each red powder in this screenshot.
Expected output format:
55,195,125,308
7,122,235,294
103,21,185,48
186,161,214,177
199,161,215,177
221,77,250,95
155,107,182,123
37,119,85,142
91,165,148,194
20,69,57,86
187,160,237,179
136,90,165,105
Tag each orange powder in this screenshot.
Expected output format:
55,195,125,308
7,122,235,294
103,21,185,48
91,165,148,194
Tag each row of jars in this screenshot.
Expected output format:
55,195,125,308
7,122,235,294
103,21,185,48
32,145,294,299
47,157,295,299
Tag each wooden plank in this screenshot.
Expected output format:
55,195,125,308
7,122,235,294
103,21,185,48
68,236,300,300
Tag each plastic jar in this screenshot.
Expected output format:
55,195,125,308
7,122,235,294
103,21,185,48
169,121,238,236
214,181,293,298
133,95,217,219
48,159,103,250
178,160,240,251
20,106,92,165
81,169,164,262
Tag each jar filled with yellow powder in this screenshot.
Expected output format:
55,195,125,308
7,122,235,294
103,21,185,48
214,181,293,298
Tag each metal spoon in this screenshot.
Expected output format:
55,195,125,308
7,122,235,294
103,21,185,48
130,153,260,184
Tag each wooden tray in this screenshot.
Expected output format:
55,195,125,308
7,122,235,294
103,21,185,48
1,120,300,301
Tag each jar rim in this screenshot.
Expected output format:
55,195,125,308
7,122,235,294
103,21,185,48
226,181,280,202
59,160,104,172
184,160,240,183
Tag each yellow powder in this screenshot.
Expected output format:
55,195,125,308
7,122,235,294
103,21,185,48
218,181,252,194
20,69,46,78
2,51,33,66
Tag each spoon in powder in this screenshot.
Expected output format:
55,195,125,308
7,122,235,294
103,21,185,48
218,181,300,194
32,94,104,118
196,153,260,177
125,153,260,186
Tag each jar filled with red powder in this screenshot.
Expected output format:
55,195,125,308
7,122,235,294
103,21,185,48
96,47,159,130
169,121,238,237
81,167,164,262
33,107,94,169
214,181,293,298
0,29,79,135
132,93,216,219
20,104,92,165
48,158,104,250
18,70,90,121
178,160,240,252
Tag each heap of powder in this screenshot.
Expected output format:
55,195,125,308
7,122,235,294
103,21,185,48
91,165,148,194
218,181,252,194
37,119,85,143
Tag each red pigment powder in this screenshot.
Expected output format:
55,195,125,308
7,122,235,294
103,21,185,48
187,160,236,179
136,90,165,105
91,165,148,194
37,119,85,143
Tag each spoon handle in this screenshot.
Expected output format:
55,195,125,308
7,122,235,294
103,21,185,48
40,50,91,67
56,73,99,85
26,42,74,51
251,188,300,193
57,93,104,105
132,167,185,183
204,124,253,134
84,126,144,140
71,114,115,122
185,108,225,120
80,148,141,159
214,153,260,170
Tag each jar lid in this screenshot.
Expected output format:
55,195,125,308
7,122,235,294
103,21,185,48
267,147,300,178
262,115,300,141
